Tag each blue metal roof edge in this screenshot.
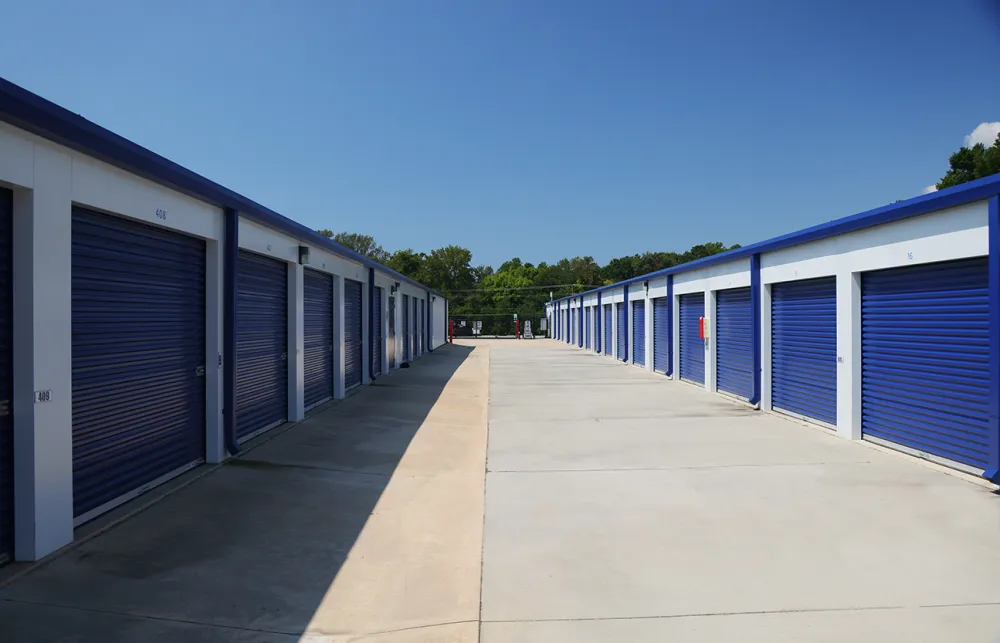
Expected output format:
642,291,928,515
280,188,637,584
0,77,444,299
550,172,1000,304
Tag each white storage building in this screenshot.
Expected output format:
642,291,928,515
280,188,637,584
0,78,448,566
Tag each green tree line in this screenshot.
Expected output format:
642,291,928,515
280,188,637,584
318,229,738,335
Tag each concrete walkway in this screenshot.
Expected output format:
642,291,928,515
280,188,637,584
1,344,488,642
3,339,1000,642
480,340,1000,642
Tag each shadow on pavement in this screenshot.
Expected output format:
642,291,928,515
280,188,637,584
0,344,477,642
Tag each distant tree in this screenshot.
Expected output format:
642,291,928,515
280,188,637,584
387,248,426,281
327,232,389,263
422,245,475,293
936,133,1000,190
317,229,334,238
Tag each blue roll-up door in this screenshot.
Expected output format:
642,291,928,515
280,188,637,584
344,279,363,388
653,297,669,374
303,269,333,409
0,189,12,565
604,305,613,358
679,292,705,384
616,302,626,360
771,277,837,426
632,300,646,367
716,287,753,399
593,307,600,353
237,250,288,442
861,258,989,470
72,208,206,521
373,287,383,376
402,294,411,361
412,298,419,357
584,307,591,350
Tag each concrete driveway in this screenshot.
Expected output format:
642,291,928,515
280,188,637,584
2,339,999,642
480,340,1000,642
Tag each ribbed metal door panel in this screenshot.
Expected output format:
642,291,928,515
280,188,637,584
237,250,288,441
771,277,837,425
0,189,12,564
716,287,753,399
584,308,591,349
303,269,333,409
373,287,383,376
344,279,363,388
679,293,705,384
616,303,626,360
72,208,206,521
604,305,613,357
653,297,669,374
861,258,989,470
632,300,646,366
412,298,419,356
403,295,410,361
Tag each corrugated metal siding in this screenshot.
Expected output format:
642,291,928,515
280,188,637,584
0,189,12,564
679,292,705,384
861,258,989,470
716,287,753,399
616,302,626,360
373,287,383,376
604,305,613,357
236,250,288,441
403,294,411,361
653,297,669,374
303,269,333,408
771,277,837,426
632,300,646,367
593,307,600,353
584,307,591,349
72,207,206,520
344,279,363,388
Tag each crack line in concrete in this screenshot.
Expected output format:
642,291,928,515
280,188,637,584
482,600,1000,624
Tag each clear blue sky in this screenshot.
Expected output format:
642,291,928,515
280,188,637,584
3,0,999,268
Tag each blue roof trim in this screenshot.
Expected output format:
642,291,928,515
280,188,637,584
552,173,1000,304
0,77,444,299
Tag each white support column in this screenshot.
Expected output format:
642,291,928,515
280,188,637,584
204,239,225,463
672,293,681,378
287,264,304,421
837,271,862,440
645,295,653,372
761,283,773,411
705,288,717,393
12,146,74,561
627,301,634,364
333,275,346,399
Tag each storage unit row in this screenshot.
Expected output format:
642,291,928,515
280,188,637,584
548,191,1000,487
0,80,447,565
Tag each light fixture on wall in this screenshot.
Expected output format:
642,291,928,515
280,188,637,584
432,295,436,302
298,246,311,265
643,280,649,293
390,281,400,294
